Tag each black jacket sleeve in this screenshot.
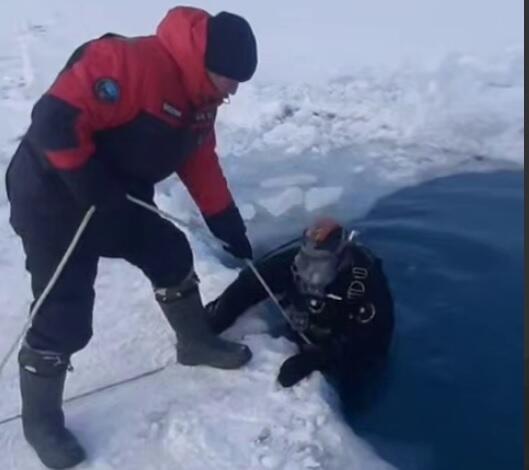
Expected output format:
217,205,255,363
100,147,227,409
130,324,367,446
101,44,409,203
27,95,127,210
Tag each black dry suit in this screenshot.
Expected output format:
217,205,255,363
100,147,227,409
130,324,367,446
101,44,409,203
207,243,395,391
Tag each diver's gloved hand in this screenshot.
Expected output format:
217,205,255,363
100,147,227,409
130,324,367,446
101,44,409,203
277,346,330,387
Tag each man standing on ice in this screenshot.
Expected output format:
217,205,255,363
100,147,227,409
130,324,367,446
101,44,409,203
5,7,257,468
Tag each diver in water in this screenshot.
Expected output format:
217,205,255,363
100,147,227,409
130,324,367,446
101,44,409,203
207,218,395,397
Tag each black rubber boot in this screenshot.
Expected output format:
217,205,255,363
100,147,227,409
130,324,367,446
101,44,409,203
155,275,252,369
18,344,86,469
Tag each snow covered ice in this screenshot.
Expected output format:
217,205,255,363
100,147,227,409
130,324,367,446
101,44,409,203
0,0,523,469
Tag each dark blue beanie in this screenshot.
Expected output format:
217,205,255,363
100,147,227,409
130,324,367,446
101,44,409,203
205,12,257,82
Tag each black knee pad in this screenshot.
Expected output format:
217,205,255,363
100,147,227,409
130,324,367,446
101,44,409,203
18,344,70,377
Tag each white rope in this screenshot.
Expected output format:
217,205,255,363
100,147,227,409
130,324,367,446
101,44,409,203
0,196,199,379
1,194,311,377
0,364,166,426
126,195,192,229
0,207,96,377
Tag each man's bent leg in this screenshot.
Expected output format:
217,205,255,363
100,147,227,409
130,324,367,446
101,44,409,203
118,207,251,369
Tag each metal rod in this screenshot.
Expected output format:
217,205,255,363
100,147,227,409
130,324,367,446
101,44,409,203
244,260,312,345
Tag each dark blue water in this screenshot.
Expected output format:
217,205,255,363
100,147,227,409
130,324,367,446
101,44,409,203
346,170,524,470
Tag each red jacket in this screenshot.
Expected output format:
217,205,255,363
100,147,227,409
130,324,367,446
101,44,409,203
11,7,238,221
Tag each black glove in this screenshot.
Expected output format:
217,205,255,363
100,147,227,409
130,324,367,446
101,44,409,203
277,346,330,387
205,204,253,260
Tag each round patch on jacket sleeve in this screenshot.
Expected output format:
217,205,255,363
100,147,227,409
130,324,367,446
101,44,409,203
94,78,120,103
